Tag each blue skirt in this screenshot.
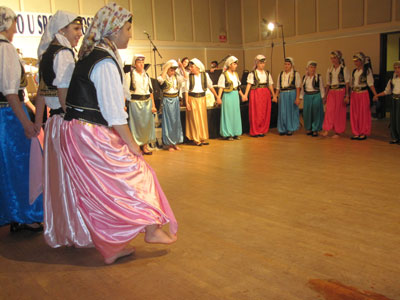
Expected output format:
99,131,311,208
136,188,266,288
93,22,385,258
220,90,242,137
0,105,43,225
278,89,299,133
162,96,183,145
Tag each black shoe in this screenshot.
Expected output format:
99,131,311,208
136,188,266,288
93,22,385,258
286,132,293,136
357,135,367,140
250,135,259,138
389,140,399,144
351,136,359,140
306,131,313,136
201,142,209,145
312,132,319,137
233,136,240,140
279,132,286,136
258,134,265,137
10,222,43,233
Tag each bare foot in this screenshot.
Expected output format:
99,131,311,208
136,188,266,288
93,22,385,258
104,246,135,265
322,131,328,137
173,145,181,151
168,146,175,152
145,226,177,244
332,134,340,139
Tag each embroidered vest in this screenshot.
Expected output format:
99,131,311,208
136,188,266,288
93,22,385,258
129,70,153,94
279,71,297,90
329,66,345,86
64,47,122,126
250,70,269,90
302,74,321,92
223,71,240,92
189,72,207,92
39,40,75,97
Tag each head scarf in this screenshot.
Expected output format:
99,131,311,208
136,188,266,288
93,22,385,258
285,57,294,66
132,54,145,64
190,58,205,72
306,60,317,68
0,7,16,33
37,10,79,61
162,59,178,72
330,50,345,66
78,3,132,60
224,56,238,71
254,54,266,70
353,52,366,63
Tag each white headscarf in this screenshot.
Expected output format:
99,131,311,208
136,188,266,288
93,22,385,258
224,56,238,71
162,59,178,72
254,54,266,70
37,10,78,61
132,54,145,64
285,57,294,66
190,58,205,72
0,6,16,33
306,60,317,68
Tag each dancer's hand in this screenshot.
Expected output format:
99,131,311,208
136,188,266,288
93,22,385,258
152,106,157,113
344,96,349,104
373,95,379,101
216,97,222,105
295,98,300,106
186,103,191,111
272,96,278,103
23,120,37,139
241,95,248,102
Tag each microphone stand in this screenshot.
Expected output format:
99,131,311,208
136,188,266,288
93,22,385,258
144,32,163,78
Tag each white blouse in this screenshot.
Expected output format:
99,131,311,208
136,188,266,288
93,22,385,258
129,69,153,95
157,74,187,93
246,69,274,85
188,73,214,93
351,68,374,88
0,37,22,96
90,59,128,126
300,75,325,99
384,76,400,95
325,65,350,86
217,71,241,89
276,70,301,90
45,49,75,109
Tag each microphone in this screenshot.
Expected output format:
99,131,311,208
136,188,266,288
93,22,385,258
143,31,150,37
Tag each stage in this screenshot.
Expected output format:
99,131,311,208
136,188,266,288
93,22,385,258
1,119,399,300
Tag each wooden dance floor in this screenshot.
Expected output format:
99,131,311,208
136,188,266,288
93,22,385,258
1,119,399,300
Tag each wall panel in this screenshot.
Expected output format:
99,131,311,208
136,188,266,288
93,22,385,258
318,0,338,31
243,0,259,43
22,0,51,13
297,0,316,35
154,0,174,41
210,0,226,43
277,0,295,37
367,0,391,24
174,0,193,42
397,0,400,21
54,0,79,14
227,0,242,44
6,0,20,11
81,0,105,15
193,0,210,42
132,0,153,40
342,0,364,28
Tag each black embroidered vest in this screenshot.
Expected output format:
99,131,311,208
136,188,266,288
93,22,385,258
39,40,75,97
64,47,122,126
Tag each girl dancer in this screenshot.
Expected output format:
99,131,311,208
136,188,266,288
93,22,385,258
61,3,177,264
